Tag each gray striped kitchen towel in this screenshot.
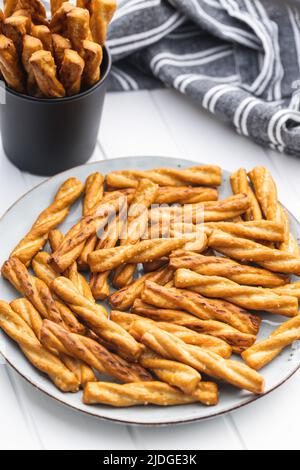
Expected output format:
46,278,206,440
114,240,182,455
107,0,300,156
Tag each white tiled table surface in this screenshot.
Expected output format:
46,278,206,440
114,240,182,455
1,88,300,450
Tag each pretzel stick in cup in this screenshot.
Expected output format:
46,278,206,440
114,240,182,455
5,0,47,24
31,25,54,53
40,319,152,383
230,168,262,221
2,14,31,52
30,50,65,97
82,39,102,87
50,2,75,35
169,251,289,287
67,7,91,55
106,166,222,189
0,300,82,392
113,178,159,288
208,229,300,275
51,276,141,361
10,177,84,265
22,34,43,95
59,48,84,96
135,322,264,394
132,299,256,354
80,0,117,45
88,238,186,273
142,281,260,335
242,315,300,370
50,0,65,16
0,34,24,92
52,33,71,67
249,166,299,255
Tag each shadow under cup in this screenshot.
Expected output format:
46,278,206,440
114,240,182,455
0,45,112,176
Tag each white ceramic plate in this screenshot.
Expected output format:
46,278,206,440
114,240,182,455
1,156,300,426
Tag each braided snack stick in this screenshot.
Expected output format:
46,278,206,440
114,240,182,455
136,322,264,394
132,300,256,354
51,276,141,361
169,251,288,287
204,220,284,242
272,281,300,299
0,300,80,392
142,281,260,335
249,166,299,255
242,315,300,370
49,192,126,273
230,168,262,221
40,320,152,383
10,177,84,265
88,238,186,273
0,33,25,92
175,269,298,317
109,266,173,311
106,165,222,189
155,186,218,204
208,229,300,275
10,298,96,386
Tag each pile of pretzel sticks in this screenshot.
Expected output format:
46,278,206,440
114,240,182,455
1,163,300,407
0,0,116,97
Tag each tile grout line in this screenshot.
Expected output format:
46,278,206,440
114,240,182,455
5,366,44,449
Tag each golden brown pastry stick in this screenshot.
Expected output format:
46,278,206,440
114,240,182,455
2,14,31,52
136,322,264,394
5,0,47,24
50,2,75,35
249,166,299,255
272,281,300,299
2,257,86,335
51,276,141,361
175,269,298,317
132,299,256,354
148,223,208,254
83,380,218,407
169,251,289,287
106,166,222,188
30,50,65,98
88,238,186,273
111,310,232,359
0,34,24,92
155,186,218,204
49,192,126,273
142,281,260,335
89,0,116,45
230,168,262,221
242,315,300,370
50,0,65,16
0,300,80,392
31,25,53,53
83,172,104,216
22,34,43,95
204,220,284,242
10,297,96,386
149,194,250,224
113,178,159,288
67,7,90,54
59,48,84,96
10,177,83,265
41,319,152,383
52,33,71,67
82,39,102,87
208,229,300,275
109,266,173,310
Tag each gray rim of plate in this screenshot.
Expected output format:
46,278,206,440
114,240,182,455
1,155,300,427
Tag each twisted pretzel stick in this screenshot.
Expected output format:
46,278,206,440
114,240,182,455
10,298,96,386
49,192,126,273
142,281,260,335
242,314,300,370
0,300,80,392
109,266,173,311
51,276,141,361
148,223,208,254
5,0,47,24
113,178,159,288
204,220,284,242
249,166,299,255
77,0,116,45
155,186,218,204
149,194,250,225
208,229,300,275
230,168,262,221
2,14,31,52
88,238,186,273
2,257,86,335
136,322,264,394
169,251,288,287
111,310,232,359
10,177,84,265
40,319,152,383
83,380,218,407
272,281,300,299
106,165,222,189
175,269,298,317
132,299,256,354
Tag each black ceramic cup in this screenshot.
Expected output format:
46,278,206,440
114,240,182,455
0,45,111,176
